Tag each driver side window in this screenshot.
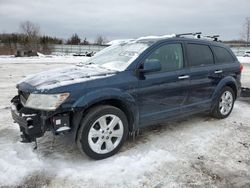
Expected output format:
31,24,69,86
145,43,184,72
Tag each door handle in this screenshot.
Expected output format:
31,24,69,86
214,70,223,74
178,75,190,80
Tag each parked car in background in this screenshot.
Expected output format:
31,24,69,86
11,33,242,159
243,51,250,57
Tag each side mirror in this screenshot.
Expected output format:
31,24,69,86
141,59,161,73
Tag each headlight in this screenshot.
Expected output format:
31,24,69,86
25,93,70,111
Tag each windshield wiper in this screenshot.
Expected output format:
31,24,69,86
86,62,94,65
77,61,94,67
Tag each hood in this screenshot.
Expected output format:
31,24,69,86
18,64,117,91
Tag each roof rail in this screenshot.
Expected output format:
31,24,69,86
204,35,220,41
176,32,220,42
176,32,202,38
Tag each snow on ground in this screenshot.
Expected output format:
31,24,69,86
237,56,250,64
0,55,90,64
0,57,250,187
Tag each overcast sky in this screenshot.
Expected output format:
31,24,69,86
0,0,249,41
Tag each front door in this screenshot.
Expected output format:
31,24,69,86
136,42,189,126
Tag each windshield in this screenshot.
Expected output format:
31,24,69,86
84,42,152,71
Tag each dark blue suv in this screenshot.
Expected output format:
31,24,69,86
11,34,242,159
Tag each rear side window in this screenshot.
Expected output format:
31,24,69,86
212,46,235,64
187,44,214,67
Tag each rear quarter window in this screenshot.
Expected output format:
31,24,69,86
212,46,235,64
187,43,214,67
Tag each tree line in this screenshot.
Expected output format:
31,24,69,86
0,21,108,55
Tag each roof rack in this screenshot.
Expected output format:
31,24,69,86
107,32,220,46
176,32,220,42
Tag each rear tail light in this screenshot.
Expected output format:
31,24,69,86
240,63,243,73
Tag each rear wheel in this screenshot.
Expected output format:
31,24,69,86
211,86,235,119
77,105,128,160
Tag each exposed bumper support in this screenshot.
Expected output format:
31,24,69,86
11,95,71,143
11,103,44,142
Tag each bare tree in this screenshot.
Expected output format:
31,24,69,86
20,21,40,51
241,17,250,46
20,21,40,37
95,35,108,45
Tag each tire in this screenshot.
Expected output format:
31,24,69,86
77,105,129,160
211,86,235,119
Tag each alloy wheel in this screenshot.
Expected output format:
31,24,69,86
219,91,233,115
87,114,124,154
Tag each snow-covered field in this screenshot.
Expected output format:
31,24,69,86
237,56,250,64
0,56,250,188
0,54,89,64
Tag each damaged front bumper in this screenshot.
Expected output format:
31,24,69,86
11,95,71,143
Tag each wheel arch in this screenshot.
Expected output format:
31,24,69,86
71,89,139,141
225,82,237,98
211,76,238,110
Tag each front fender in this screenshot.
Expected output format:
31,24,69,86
71,88,139,140
72,88,136,109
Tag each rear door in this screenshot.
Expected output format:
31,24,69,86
210,46,239,78
137,42,189,126
184,42,216,111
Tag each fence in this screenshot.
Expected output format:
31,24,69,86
0,43,249,56
0,43,109,55
48,44,108,55
49,44,250,56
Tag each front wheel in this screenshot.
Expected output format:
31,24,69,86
77,105,128,160
211,86,235,119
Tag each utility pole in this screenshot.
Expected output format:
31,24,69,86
247,18,250,46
